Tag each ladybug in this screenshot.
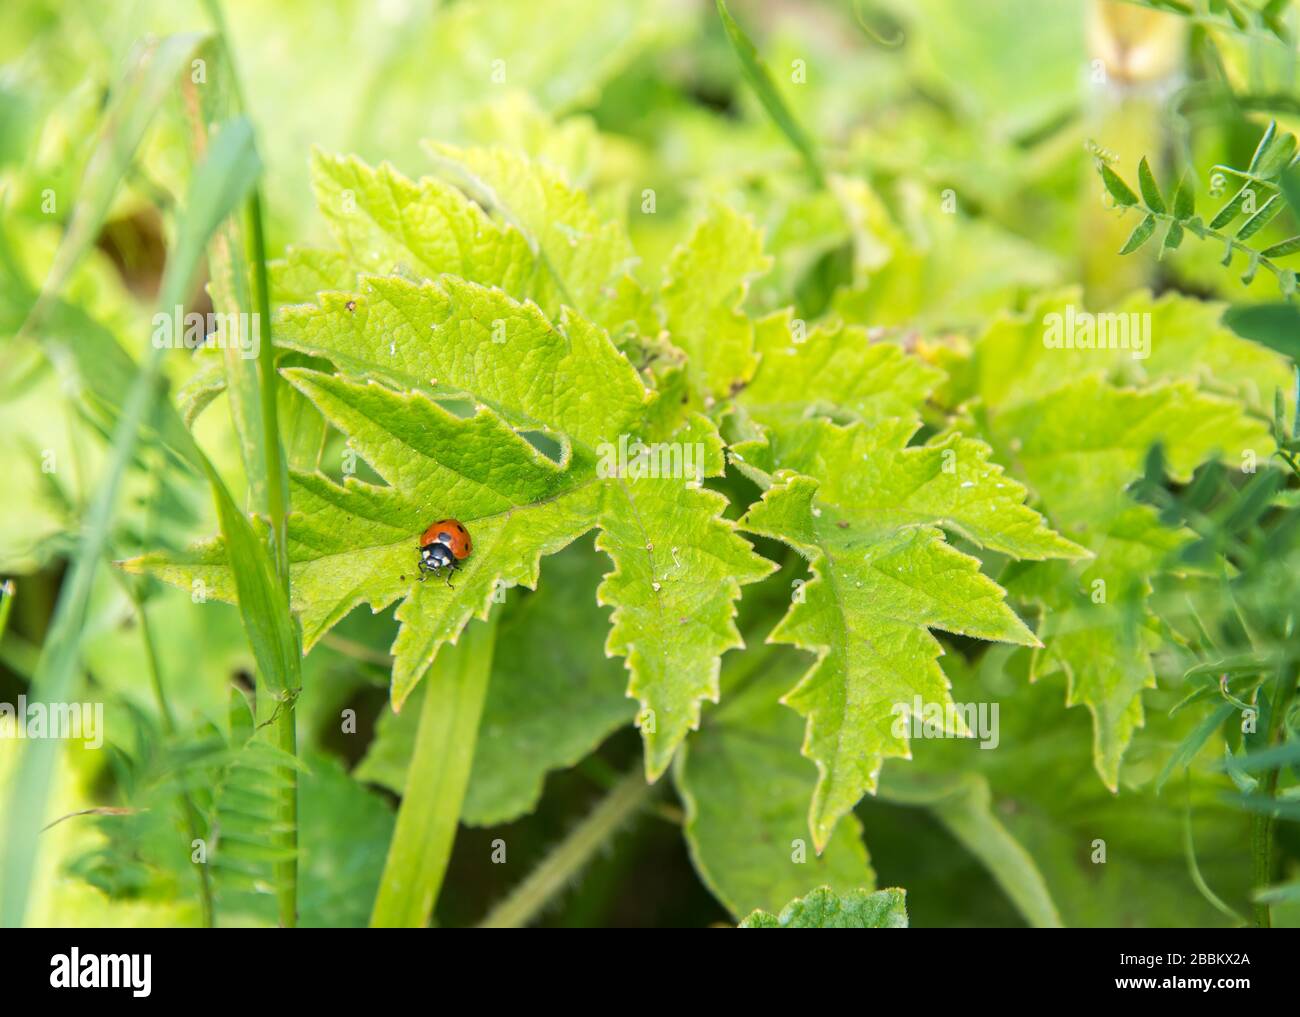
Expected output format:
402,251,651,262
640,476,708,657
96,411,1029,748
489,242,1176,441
417,519,472,587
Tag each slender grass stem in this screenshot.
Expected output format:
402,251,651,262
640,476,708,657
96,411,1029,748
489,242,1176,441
201,0,300,928
1250,660,1298,927
249,181,297,930
1182,773,1245,926
478,769,654,929
1,345,169,928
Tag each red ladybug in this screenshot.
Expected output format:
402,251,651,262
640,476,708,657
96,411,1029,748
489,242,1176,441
417,519,472,587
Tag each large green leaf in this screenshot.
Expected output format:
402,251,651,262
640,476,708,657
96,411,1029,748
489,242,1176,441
945,289,1279,787
424,141,651,336
130,170,774,779
355,538,634,826
674,645,877,919
740,429,1081,849
739,886,908,928
660,201,769,404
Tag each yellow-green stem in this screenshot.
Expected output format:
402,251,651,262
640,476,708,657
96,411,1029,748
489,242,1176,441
370,611,499,927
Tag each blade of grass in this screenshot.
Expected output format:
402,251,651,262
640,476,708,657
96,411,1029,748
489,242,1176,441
0,581,13,642
198,0,300,928
371,611,500,928
1182,772,1246,925
0,113,261,929
716,0,826,188
478,769,653,928
879,768,1064,928
1156,701,1235,792
181,41,268,514
1251,660,1299,927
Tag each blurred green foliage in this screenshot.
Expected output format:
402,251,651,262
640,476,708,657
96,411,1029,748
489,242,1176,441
2,0,1300,928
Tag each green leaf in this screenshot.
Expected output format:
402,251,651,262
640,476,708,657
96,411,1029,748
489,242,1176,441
1222,302,1300,361
1172,174,1195,221
1281,165,1300,220
1236,194,1282,241
423,142,649,335
132,185,774,777
715,0,825,188
306,149,535,293
1099,163,1139,208
1251,124,1298,180
1137,157,1165,214
1209,184,1255,230
945,289,1280,788
598,471,776,778
1247,120,1279,176
354,538,634,827
736,312,943,436
1162,220,1184,255
0,581,13,643
1115,290,1291,404
829,174,1059,330
294,366,597,703
1155,703,1237,793
1119,213,1157,254
739,886,907,928
877,767,1063,928
1260,235,1300,259
278,277,648,449
740,418,1082,849
674,648,877,919
660,202,771,403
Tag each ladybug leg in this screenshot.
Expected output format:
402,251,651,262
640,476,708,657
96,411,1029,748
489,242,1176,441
444,562,458,589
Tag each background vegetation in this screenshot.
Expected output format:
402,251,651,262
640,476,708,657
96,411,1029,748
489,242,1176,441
2,0,1299,928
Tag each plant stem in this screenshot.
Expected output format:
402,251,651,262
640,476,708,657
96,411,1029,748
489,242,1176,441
273,696,298,928
249,191,288,584
370,611,499,927
1250,660,1298,927
202,0,300,927
478,770,653,929
716,0,826,189
1121,201,1293,289
248,179,298,930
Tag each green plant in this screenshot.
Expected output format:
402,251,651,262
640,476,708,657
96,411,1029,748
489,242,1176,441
3,0,1299,931
1097,122,1300,294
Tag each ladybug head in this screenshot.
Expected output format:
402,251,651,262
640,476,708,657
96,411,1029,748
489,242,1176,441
421,542,455,569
